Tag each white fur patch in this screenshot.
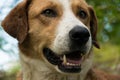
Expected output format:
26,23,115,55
51,0,92,55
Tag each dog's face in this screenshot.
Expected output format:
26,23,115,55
2,0,99,74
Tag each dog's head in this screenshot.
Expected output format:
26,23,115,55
2,0,99,74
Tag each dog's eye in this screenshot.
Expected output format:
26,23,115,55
41,9,57,17
78,9,87,19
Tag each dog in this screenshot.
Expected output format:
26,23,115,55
1,0,120,80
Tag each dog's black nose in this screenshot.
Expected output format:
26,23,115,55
69,26,90,45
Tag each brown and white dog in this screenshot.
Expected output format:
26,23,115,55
1,0,120,80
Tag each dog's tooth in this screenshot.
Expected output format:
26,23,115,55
73,64,76,66
63,55,67,64
67,63,70,65
69,63,72,66
72,63,76,66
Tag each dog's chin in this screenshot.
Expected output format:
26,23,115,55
43,48,87,73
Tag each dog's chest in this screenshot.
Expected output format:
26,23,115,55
48,75,81,80
66,76,80,80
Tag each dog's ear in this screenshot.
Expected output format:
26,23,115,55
1,0,31,44
89,6,100,49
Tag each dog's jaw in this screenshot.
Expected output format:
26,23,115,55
20,50,93,80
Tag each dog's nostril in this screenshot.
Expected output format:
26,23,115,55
69,26,90,44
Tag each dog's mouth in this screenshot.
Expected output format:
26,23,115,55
43,48,85,73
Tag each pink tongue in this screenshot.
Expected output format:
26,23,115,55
67,58,82,64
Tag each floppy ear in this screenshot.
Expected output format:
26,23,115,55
89,6,100,49
1,0,31,44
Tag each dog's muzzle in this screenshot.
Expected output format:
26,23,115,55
43,26,91,73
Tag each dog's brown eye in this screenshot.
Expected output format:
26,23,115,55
78,9,87,19
41,9,57,17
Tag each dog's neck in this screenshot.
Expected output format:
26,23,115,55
20,51,93,80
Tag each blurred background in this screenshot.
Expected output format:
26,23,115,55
0,0,120,80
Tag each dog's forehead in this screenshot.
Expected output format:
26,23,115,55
29,0,89,18
30,0,88,7
58,0,88,5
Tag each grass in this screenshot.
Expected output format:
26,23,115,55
94,43,120,74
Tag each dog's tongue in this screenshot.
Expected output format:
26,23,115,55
67,57,82,64
65,52,83,64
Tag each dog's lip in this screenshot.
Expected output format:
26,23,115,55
43,48,85,73
43,48,62,65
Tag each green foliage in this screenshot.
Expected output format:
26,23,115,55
87,0,120,73
87,0,120,45
94,43,120,74
94,43,120,63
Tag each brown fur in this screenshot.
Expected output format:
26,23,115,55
85,69,120,80
1,0,120,80
2,0,31,43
